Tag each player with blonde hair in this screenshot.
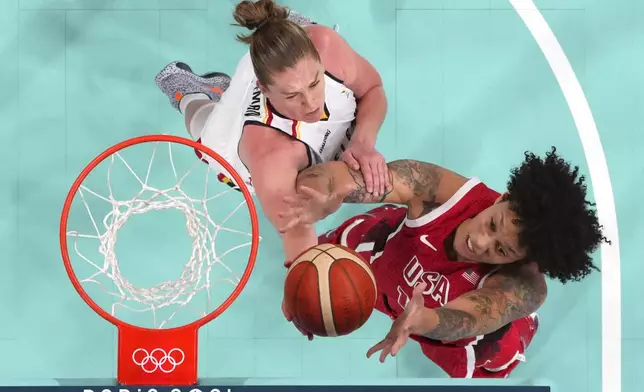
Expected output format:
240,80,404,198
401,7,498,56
155,0,391,263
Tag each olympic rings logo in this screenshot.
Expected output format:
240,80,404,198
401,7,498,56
132,348,185,373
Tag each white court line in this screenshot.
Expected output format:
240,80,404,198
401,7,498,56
509,1,622,392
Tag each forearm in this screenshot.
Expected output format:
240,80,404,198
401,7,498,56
281,224,319,262
296,159,456,211
296,161,396,205
411,306,484,342
249,155,319,262
410,273,546,342
352,85,387,148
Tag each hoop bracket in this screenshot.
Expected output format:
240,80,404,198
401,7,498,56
118,326,198,385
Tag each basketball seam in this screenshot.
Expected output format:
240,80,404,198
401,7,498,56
311,248,337,337
334,261,366,330
334,244,377,289
291,263,313,331
291,244,374,338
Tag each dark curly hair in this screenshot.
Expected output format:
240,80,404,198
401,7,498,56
504,147,609,283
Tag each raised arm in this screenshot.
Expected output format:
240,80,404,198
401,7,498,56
412,262,547,342
240,126,319,262
366,262,547,362
289,159,468,225
310,25,386,150
308,24,389,195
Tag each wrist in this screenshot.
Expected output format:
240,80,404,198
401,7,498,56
321,198,343,219
409,307,439,336
282,225,318,261
351,131,377,150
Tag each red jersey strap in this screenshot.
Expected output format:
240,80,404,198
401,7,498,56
404,178,500,228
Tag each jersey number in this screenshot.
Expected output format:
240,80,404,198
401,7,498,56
396,255,450,309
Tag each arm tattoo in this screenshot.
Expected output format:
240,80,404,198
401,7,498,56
388,160,442,197
342,160,443,208
297,164,336,194
343,167,394,203
422,264,546,341
427,308,478,341
424,289,508,341
486,264,547,325
388,160,443,217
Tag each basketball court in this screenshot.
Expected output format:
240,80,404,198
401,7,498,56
0,0,639,391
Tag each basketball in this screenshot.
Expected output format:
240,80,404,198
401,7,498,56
284,243,378,337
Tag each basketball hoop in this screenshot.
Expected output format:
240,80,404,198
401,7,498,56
59,134,260,386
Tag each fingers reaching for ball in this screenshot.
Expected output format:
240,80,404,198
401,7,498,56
282,295,314,340
366,334,408,363
366,339,390,362
281,298,294,322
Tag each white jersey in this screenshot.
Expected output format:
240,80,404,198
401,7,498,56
197,51,357,193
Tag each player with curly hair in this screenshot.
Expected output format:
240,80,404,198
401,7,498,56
277,146,609,378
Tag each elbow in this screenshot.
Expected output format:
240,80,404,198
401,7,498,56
528,272,548,312
295,163,340,194
295,164,322,186
360,83,386,105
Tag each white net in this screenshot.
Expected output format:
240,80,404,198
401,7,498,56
65,139,259,329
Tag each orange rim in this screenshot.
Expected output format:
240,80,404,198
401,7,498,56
59,134,260,333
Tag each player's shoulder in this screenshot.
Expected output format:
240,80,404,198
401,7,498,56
403,177,500,228
305,24,338,53
462,178,502,202
239,123,309,171
483,262,548,303
441,177,501,213
305,24,349,82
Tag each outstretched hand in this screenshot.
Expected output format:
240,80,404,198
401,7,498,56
366,282,427,363
277,185,344,234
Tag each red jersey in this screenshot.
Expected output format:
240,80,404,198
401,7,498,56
323,178,500,319
319,178,539,378
370,178,500,321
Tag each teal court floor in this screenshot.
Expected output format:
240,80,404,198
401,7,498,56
0,0,641,392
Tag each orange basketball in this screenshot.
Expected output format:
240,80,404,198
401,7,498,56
284,243,377,337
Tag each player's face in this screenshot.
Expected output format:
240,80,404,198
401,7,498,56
453,198,527,264
259,56,326,123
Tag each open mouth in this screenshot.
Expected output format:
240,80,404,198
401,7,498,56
466,235,474,253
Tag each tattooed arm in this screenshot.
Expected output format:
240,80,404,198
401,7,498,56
294,160,468,219
410,262,547,341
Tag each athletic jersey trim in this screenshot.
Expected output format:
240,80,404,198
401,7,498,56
404,177,482,228
477,265,501,289
262,98,330,124
243,119,283,134
266,98,288,120
324,70,344,84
